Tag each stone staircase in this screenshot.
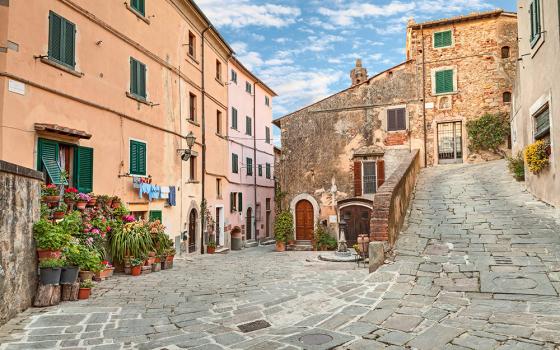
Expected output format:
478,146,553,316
289,240,314,251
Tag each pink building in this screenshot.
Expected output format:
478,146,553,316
226,57,276,246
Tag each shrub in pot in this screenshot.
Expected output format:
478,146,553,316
109,220,154,264
274,211,293,252
33,218,71,260
39,258,65,285
41,184,60,203
78,280,94,300
63,187,79,207
207,239,216,254
61,243,81,284
73,245,102,281
52,202,68,220
111,196,122,209
87,193,97,207
76,193,91,210
130,257,144,276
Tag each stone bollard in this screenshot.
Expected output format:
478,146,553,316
369,242,385,273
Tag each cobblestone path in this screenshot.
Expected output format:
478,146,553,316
1,160,560,349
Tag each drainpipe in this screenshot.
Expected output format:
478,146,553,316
201,25,211,252
253,82,258,243
421,24,428,167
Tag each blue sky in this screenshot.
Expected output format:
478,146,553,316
196,0,517,144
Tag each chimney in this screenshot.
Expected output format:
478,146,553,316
350,59,368,87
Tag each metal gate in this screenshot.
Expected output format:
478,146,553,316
437,122,463,164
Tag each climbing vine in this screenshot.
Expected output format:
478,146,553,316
466,113,510,154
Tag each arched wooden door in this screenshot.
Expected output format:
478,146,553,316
187,209,198,254
246,207,253,240
296,200,314,241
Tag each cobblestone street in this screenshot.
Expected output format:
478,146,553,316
2,160,560,350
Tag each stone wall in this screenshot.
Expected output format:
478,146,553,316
0,161,43,326
371,150,420,245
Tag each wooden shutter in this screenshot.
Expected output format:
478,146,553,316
377,160,385,189
130,140,146,175
230,193,235,212
63,20,75,67
397,108,406,130
232,108,237,129
130,58,138,95
353,161,362,197
74,146,93,193
436,70,453,94
37,139,67,185
434,32,442,48
232,154,238,173
149,210,162,222
247,158,252,175
387,109,396,131
238,193,243,212
138,61,146,98
246,117,252,135
48,12,62,62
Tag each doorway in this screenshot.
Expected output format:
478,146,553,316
295,200,314,241
437,121,463,164
340,206,371,246
188,209,197,254
246,207,253,240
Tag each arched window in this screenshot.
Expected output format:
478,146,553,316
503,92,512,103
501,46,510,59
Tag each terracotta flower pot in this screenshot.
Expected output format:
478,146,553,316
37,249,62,260
79,270,95,282
94,267,114,280
154,257,161,263
42,195,60,203
53,211,65,220
145,257,156,265
78,288,91,300
276,241,286,252
207,247,215,254
87,198,97,207
131,265,142,276
111,201,121,209
166,255,175,262
106,199,113,208
76,201,87,210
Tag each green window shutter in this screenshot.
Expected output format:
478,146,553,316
230,193,235,212
246,117,252,135
130,58,146,99
530,0,541,45
232,154,238,173
258,164,262,176
63,20,75,67
130,140,147,175
265,127,270,143
149,210,162,222
138,61,146,98
48,12,75,68
247,158,253,176
131,0,145,16
434,31,452,48
266,163,271,179
37,138,68,185
535,107,550,139
130,58,138,96
48,12,62,62
238,193,243,212
436,70,454,94
74,146,93,193
232,108,238,129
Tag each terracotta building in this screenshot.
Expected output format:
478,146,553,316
0,0,233,254
511,0,560,206
274,10,518,246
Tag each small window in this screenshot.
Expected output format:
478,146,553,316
130,0,145,16
503,92,512,103
48,11,76,69
189,93,197,121
387,108,406,131
530,0,542,46
216,60,222,81
265,96,270,106
246,81,252,94
265,126,271,143
216,179,222,198
189,155,197,181
265,198,271,211
130,140,147,176
188,31,196,58
258,164,263,177
246,116,252,136
130,58,147,99
216,110,222,135
246,158,253,176
501,46,510,59
231,107,238,129
435,69,454,94
232,153,239,174
231,69,237,83
363,162,377,194
230,192,238,212
266,163,271,179
534,105,550,140
149,210,162,222
434,30,452,48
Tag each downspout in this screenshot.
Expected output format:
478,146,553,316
253,82,258,243
201,25,211,252
421,24,428,167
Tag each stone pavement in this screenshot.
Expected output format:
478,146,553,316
1,160,560,349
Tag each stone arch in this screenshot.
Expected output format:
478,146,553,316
185,200,202,254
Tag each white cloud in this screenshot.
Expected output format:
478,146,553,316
318,1,415,26
196,0,301,28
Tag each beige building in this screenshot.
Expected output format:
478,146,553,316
512,0,560,207
0,0,232,253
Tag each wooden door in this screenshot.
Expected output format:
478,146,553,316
246,207,253,240
188,209,197,253
296,200,314,241
340,206,371,246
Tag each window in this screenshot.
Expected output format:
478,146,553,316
435,69,454,94
216,60,222,81
231,107,238,129
503,92,512,103
530,0,541,46
246,81,252,94
258,164,263,176
37,138,93,192
231,69,237,83
230,192,242,212
501,46,510,59
434,30,452,48
189,93,197,121
266,163,271,179
216,179,222,198
130,58,147,99
149,211,162,222
216,110,222,135
246,158,253,176
363,162,377,194
189,155,197,181
387,108,406,131
265,96,270,106
188,31,196,58
265,127,271,143
246,116,252,136
48,11,76,69
232,153,239,173
130,0,145,16
130,140,147,176
265,198,271,211
534,105,550,140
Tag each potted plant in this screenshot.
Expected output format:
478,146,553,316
52,202,68,220
78,280,94,300
207,239,216,254
130,257,144,276
33,218,71,260
39,258,64,285
74,245,102,281
76,193,91,210
95,261,114,280
524,140,550,174
109,220,154,266
63,187,79,207
95,195,110,208
146,251,156,265
111,196,122,209
165,248,176,269
87,193,97,207
41,184,60,204
61,243,81,284
274,211,293,252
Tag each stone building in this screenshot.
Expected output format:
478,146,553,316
511,0,560,207
274,10,518,246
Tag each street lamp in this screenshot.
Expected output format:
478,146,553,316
179,131,196,161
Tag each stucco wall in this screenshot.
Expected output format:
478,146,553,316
0,161,43,326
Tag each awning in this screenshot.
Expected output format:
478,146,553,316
35,123,92,139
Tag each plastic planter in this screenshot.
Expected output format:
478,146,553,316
40,267,62,285
60,266,80,284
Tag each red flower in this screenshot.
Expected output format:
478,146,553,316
65,187,79,193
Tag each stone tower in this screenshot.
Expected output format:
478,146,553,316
350,59,368,86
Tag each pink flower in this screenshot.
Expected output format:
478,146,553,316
86,237,94,246
91,228,100,234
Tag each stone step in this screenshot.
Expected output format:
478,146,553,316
260,239,276,246
290,241,314,251
216,247,229,254
245,240,258,248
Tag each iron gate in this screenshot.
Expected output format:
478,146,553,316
437,122,463,164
